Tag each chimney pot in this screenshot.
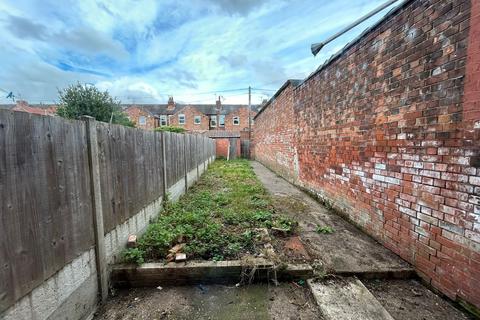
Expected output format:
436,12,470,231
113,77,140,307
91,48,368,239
167,96,175,111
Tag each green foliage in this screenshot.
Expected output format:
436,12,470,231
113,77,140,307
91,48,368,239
123,248,145,265
316,225,335,234
56,83,135,127
126,159,295,264
272,216,297,233
154,126,186,133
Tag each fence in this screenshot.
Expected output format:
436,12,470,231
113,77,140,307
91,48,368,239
0,110,216,318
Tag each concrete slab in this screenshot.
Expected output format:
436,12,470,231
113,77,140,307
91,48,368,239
307,278,394,320
252,161,413,276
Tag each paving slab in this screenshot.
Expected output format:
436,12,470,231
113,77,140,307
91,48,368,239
307,278,394,320
252,161,412,276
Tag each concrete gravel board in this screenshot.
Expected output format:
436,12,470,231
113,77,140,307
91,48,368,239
308,278,394,320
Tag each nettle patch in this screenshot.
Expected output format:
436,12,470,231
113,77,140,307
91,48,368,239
123,159,297,264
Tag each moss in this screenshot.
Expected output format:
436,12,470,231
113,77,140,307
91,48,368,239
458,298,480,319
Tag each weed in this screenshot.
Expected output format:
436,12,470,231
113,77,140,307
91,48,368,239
316,225,335,234
124,159,295,264
123,248,145,265
272,216,298,233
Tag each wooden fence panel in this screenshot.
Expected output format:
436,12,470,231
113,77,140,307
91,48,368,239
164,132,185,188
0,110,94,313
0,110,214,313
241,140,250,159
195,135,203,167
96,124,165,232
186,134,197,172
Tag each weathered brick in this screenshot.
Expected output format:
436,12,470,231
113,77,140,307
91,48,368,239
254,0,480,309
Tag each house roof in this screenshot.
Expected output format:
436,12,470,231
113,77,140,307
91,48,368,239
1,102,260,117
12,103,57,116
204,130,241,138
124,105,155,116
122,104,262,116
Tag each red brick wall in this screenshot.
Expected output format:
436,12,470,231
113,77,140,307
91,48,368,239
215,138,241,158
224,107,256,132
170,106,210,132
254,0,480,308
253,83,298,181
125,106,156,130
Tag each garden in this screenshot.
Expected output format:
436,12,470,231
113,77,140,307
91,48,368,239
123,159,296,264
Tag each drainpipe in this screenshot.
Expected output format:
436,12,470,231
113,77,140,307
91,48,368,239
311,0,401,56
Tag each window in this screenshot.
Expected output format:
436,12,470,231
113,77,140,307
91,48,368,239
194,115,201,125
233,116,240,125
160,115,167,126
139,116,146,126
178,114,185,125
210,115,217,127
219,115,225,127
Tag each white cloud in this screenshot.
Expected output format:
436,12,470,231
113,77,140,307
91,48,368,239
0,0,400,104
96,78,164,103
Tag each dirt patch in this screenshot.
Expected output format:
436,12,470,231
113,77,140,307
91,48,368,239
272,235,311,264
94,283,322,320
363,279,474,320
272,194,309,217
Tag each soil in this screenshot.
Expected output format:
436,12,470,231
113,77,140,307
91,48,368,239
93,283,323,320
363,279,475,320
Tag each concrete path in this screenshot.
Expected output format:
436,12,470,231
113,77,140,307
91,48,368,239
251,161,412,276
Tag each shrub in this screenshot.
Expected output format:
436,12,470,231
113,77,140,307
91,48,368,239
56,83,134,127
154,126,186,133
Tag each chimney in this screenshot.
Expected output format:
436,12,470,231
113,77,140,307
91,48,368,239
16,100,28,110
216,96,222,112
167,96,175,111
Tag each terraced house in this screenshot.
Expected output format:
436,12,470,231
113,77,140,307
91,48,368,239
124,96,260,134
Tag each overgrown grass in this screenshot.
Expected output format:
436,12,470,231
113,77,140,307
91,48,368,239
123,159,296,263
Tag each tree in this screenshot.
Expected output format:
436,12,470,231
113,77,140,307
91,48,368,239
56,83,135,127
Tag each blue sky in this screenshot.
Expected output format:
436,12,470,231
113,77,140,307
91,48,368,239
0,0,401,105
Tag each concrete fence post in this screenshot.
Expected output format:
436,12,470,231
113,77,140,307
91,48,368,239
195,136,199,180
161,131,168,198
183,134,188,193
81,116,108,302
211,139,215,162
204,138,207,171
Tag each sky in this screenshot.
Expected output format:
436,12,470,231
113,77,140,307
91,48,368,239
0,0,402,105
